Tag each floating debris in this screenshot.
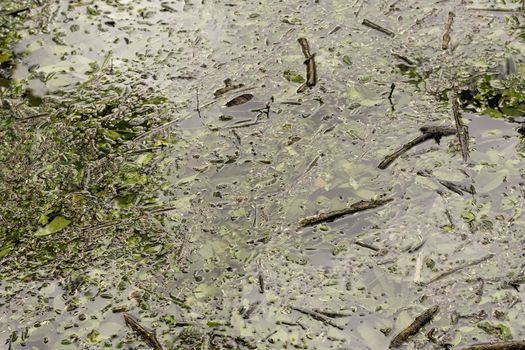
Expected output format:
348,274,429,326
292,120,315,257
389,306,439,348
378,125,456,169
441,12,455,50
225,93,254,107
214,78,244,97
297,37,317,93
424,254,495,285
459,341,525,350
291,306,345,330
123,313,164,350
362,19,395,37
299,197,393,228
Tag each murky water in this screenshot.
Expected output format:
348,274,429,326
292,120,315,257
1,0,524,349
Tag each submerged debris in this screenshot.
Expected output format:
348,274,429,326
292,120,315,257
298,197,394,228
389,306,439,348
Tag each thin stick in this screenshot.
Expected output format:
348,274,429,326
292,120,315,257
291,306,345,330
362,19,395,37
355,240,380,252
123,313,164,350
451,87,469,162
459,341,525,350
441,12,455,50
414,252,423,283
389,306,439,348
378,126,456,169
424,254,494,285
299,198,393,228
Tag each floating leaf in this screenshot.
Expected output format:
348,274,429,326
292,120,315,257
477,321,512,340
343,55,352,66
462,211,476,223
283,70,305,84
35,216,71,237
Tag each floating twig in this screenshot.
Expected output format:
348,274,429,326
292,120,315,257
2,7,30,16
459,341,525,350
214,78,244,97
258,260,265,294
240,301,260,319
414,252,423,283
451,87,470,162
438,179,476,196
297,38,317,93
441,12,455,50
291,306,345,330
417,170,475,195
424,254,495,285
354,240,381,252
391,52,415,66
299,197,394,228
378,126,456,169
362,19,395,37
313,309,353,318
467,8,525,13
123,313,164,350
389,306,439,348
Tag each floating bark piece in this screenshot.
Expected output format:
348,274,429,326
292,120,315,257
442,12,455,50
378,126,456,169
451,87,470,162
424,254,495,285
291,306,345,330
123,313,164,350
389,306,439,348
459,341,525,350
297,38,317,93
214,78,244,97
225,93,254,107
299,198,393,228
362,19,395,37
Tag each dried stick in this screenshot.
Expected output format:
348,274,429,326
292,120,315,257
459,341,525,350
389,306,439,348
299,198,393,228
442,12,455,50
291,306,344,330
362,19,395,37
297,38,317,93
123,313,164,350
378,126,456,169
424,254,494,285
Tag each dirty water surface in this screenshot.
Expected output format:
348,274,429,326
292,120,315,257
1,0,525,349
